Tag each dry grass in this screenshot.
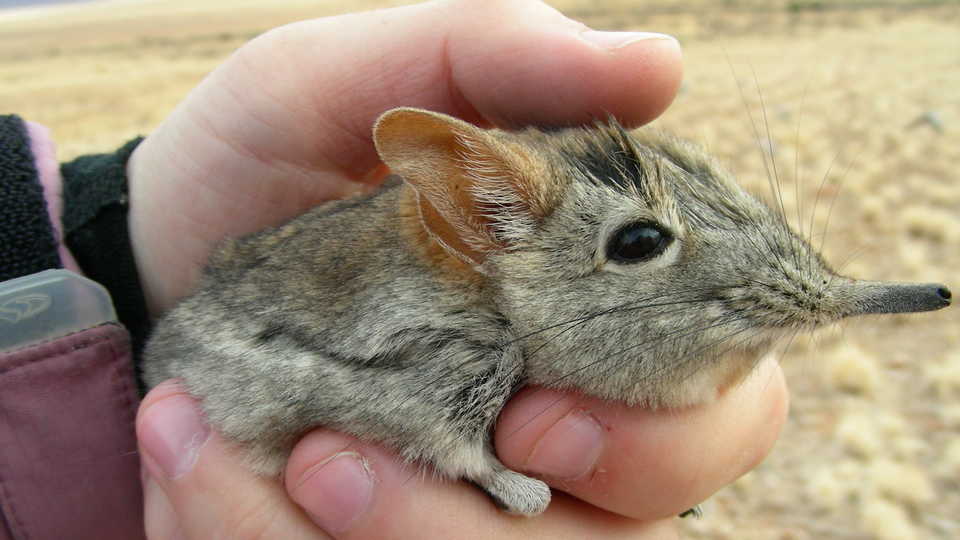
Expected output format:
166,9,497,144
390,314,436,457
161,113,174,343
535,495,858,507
3,1,957,538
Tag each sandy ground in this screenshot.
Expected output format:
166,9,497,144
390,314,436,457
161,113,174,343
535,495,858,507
2,1,957,538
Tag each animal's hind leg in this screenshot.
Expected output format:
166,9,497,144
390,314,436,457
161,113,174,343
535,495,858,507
474,458,551,516
438,438,551,516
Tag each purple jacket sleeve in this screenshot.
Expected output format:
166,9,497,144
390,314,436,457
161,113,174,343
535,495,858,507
0,324,144,540
0,118,145,539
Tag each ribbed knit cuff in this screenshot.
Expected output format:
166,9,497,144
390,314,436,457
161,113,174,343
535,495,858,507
0,114,62,281
24,121,81,273
61,137,149,360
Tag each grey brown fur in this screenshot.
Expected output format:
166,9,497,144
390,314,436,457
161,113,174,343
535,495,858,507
143,108,951,516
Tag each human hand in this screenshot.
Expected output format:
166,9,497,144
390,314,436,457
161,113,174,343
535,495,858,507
126,0,682,316
139,358,786,539
132,0,788,537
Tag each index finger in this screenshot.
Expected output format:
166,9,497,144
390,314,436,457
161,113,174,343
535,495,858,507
231,0,683,180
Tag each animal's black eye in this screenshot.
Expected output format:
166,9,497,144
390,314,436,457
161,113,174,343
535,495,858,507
607,222,671,263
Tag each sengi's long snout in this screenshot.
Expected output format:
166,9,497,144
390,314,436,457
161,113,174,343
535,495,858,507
837,281,952,316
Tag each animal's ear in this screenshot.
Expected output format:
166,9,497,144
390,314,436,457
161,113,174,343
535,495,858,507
373,107,552,267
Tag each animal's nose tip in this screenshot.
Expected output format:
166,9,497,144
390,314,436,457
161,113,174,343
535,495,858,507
846,281,952,315
936,285,952,303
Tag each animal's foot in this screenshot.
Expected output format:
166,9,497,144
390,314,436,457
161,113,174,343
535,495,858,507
479,469,551,516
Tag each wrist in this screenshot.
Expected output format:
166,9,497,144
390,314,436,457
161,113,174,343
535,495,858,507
125,135,197,318
125,141,158,317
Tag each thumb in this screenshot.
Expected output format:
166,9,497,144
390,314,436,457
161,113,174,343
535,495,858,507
494,356,789,520
137,380,323,540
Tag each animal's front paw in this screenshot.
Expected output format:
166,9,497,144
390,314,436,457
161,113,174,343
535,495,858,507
481,469,551,516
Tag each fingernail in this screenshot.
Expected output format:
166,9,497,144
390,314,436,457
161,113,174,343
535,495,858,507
140,395,211,479
292,451,375,533
525,409,604,481
580,30,679,50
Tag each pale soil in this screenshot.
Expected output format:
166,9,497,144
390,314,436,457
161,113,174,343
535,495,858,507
3,1,957,538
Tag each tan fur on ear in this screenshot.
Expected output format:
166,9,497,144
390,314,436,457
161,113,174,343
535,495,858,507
373,108,550,267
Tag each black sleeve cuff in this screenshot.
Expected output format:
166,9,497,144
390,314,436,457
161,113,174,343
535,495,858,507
61,137,150,360
0,115,62,281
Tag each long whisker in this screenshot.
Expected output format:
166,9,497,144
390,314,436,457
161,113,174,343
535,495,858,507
641,309,757,382
669,324,768,390
753,67,810,283
751,218,794,282
727,209,792,284
520,297,721,361
728,55,779,223
822,154,860,290
516,308,757,430
502,312,746,439
387,287,723,419
740,277,782,290
753,67,790,227
505,286,720,345
524,295,741,373
794,81,810,248
832,244,870,279
793,79,814,284
805,146,843,283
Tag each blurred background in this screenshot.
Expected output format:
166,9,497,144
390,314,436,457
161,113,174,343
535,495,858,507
2,1,957,538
